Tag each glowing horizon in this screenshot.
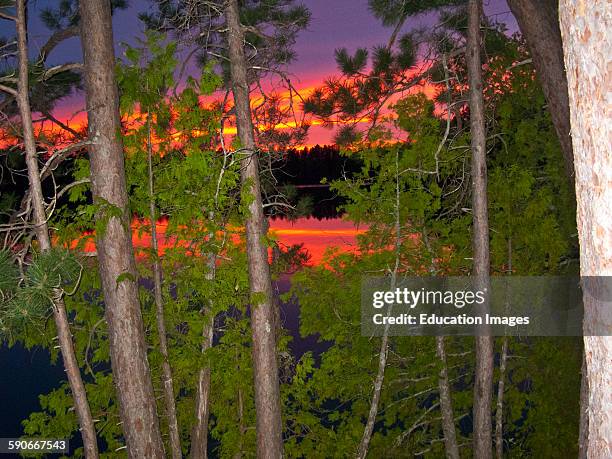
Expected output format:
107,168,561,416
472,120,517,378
19,69,440,150
68,216,367,266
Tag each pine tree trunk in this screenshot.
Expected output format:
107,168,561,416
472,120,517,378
78,1,165,456
467,1,494,458
147,119,182,459
225,1,284,457
437,336,460,459
190,254,216,459
14,2,99,457
506,0,574,183
559,2,612,457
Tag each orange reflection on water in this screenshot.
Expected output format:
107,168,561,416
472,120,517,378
72,217,365,266
269,217,366,265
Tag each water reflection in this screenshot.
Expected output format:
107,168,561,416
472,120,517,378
270,217,366,265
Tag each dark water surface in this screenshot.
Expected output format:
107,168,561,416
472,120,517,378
0,208,353,444
0,278,323,443
0,343,65,438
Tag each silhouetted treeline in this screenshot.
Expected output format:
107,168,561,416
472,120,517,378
275,144,362,186
266,145,362,219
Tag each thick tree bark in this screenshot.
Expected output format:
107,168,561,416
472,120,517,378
190,255,216,459
437,336,460,459
78,1,165,457
225,1,284,457
506,0,574,183
559,3,612,458
467,1,494,458
147,119,182,459
13,2,99,457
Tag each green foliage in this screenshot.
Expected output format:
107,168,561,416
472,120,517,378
20,265,122,458
23,32,264,457
288,27,580,457
368,0,464,27
0,249,82,342
92,197,125,237
27,249,81,293
303,32,422,145
0,249,19,294
118,32,258,456
335,48,368,76
7,7,583,459
286,254,475,456
142,0,312,152
16,32,241,456
283,93,472,456
0,250,19,339
144,0,310,83
117,30,178,115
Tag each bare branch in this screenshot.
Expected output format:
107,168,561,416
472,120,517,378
0,11,16,21
0,83,18,97
42,62,83,80
37,25,80,63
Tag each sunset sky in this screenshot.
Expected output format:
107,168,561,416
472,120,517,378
24,0,517,146
10,0,520,260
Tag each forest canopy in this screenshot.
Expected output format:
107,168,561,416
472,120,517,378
0,1,610,458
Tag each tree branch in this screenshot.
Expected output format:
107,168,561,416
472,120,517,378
37,25,80,63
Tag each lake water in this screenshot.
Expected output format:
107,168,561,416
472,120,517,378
0,344,66,438
270,217,365,264
0,216,362,441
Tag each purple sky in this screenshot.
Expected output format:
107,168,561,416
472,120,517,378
20,0,517,145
